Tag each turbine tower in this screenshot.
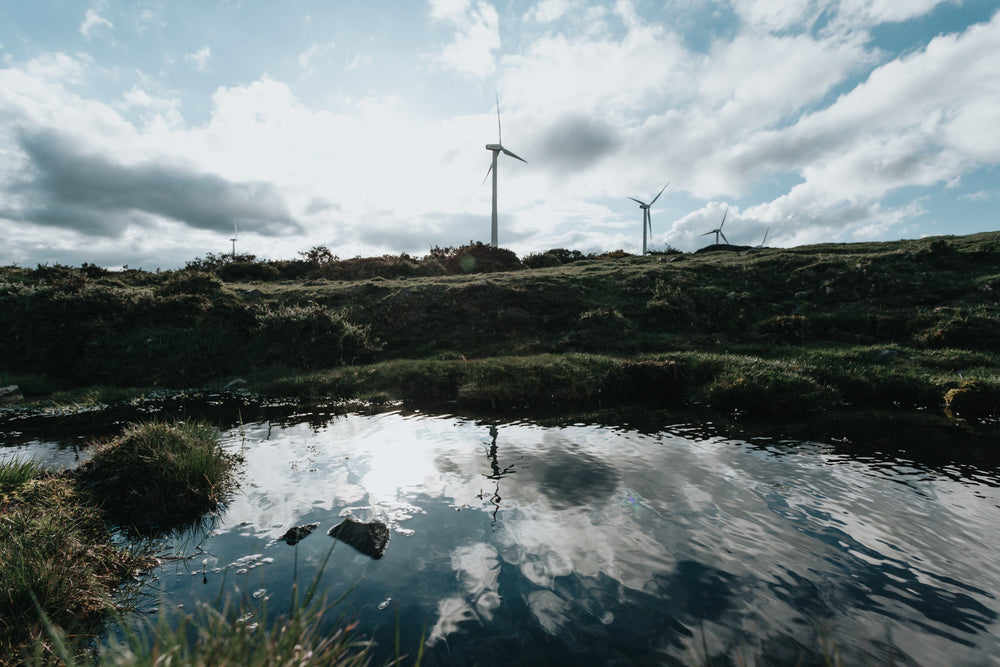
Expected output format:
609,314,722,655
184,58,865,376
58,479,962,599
628,182,669,255
701,207,730,245
484,94,526,248
229,224,238,258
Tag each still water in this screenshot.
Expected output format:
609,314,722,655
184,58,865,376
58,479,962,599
5,409,1000,665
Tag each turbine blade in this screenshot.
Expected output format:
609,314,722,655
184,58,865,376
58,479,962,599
720,207,728,228
649,181,669,205
502,147,527,163
628,197,646,206
761,227,769,246
482,162,493,184
720,231,730,244
700,230,714,236
496,92,502,144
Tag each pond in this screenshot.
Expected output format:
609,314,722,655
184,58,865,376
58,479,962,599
4,408,1000,665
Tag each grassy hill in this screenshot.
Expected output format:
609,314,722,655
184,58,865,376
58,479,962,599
2,233,998,422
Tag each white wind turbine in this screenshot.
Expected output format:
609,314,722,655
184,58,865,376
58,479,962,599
229,224,238,258
701,207,730,245
483,94,526,248
629,182,669,255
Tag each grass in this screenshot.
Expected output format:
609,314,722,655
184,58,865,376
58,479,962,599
0,475,153,665
0,420,244,665
0,457,44,499
258,346,999,420
75,420,240,535
19,542,413,667
94,586,376,666
2,232,999,425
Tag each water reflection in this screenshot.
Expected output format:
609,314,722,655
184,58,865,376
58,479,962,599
478,425,516,522
4,410,1000,665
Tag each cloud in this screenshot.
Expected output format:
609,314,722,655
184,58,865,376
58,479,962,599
429,0,500,78
298,41,337,70
9,128,298,238
724,12,1000,203
80,9,113,40
344,53,372,71
186,46,212,71
526,0,573,23
531,114,621,172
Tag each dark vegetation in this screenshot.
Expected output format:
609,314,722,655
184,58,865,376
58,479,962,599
1,235,999,421
0,421,237,665
1,235,997,664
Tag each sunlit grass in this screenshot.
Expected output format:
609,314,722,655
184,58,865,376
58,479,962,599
0,476,154,666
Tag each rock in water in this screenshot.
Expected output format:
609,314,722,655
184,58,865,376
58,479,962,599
328,518,390,559
280,522,321,546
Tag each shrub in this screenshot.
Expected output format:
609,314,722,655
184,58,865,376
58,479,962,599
216,261,280,282
254,303,381,368
523,252,563,269
156,271,225,297
564,307,634,351
523,248,586,268
428,243,524,274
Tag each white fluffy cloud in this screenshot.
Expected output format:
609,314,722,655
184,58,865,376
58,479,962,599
1,1,998,266
429,0,501,78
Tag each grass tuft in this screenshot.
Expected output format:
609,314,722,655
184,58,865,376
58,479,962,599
76,420,239,534
0,457,43,498
0,476,153,665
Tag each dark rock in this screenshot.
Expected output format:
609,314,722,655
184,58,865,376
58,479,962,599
328,518,390,559
280,522,321,546
0,385,23,405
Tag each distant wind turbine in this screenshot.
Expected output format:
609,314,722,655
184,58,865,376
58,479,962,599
701,207,730,245
229,224,238,258
483,93,526,248
758,226,770,248
629,182,669,255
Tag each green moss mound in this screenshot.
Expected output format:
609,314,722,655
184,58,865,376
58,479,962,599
77,420,238,533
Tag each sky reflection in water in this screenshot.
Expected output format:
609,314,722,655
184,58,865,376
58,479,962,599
5,410,999,665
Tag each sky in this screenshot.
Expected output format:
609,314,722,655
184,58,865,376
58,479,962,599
1,0,998,270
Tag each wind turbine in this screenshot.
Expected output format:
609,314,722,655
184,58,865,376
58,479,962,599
758,226,770,248
629,182,669,255
701,207,730,245
483,94,526,248
229,224,238,258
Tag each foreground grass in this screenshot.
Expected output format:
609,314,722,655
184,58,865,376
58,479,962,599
0,471,151,665
0,421,239,665
37,580,381,667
